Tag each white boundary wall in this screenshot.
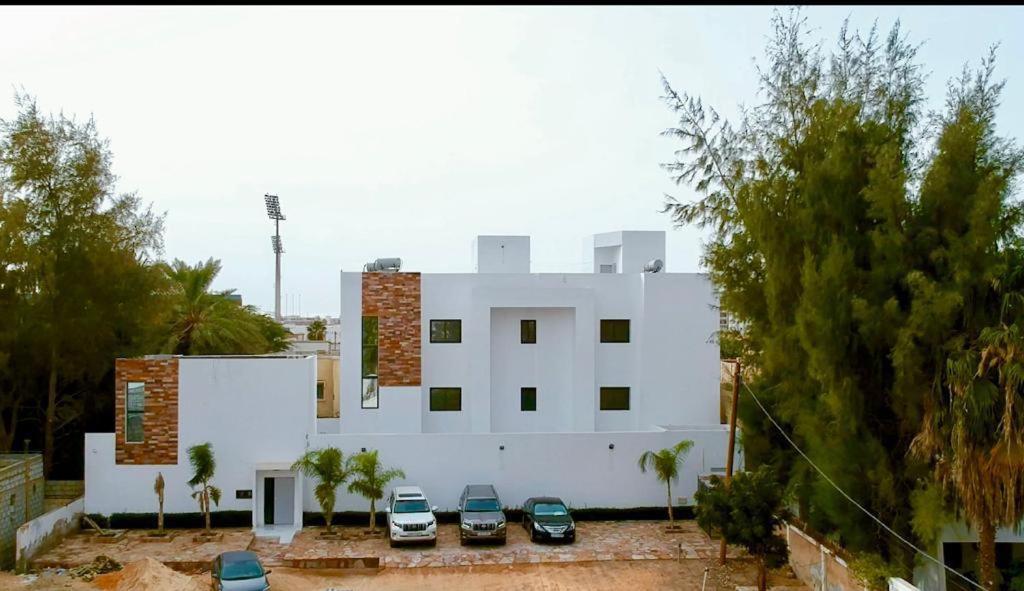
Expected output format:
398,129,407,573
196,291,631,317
16,497,83,570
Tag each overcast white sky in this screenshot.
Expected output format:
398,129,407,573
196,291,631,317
2,6,1023,316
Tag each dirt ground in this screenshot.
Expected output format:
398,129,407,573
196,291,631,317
1,557,805,591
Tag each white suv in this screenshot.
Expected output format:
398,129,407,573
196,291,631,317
385,486,438,547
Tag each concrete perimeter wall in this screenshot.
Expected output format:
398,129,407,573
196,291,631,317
16,497,83,572
307,426,736,513
787,522,868,591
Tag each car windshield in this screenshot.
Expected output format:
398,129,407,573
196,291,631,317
465,498,501,512
394,499,430,513
534,503,568,516
220,559,264,581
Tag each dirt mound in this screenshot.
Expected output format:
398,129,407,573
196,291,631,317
93,557,205,591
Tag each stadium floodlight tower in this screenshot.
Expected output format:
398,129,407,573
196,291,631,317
265,194,285,321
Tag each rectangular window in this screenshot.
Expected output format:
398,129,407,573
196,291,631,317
600,319,630,343
429,387,462,411
125,381,145,443
520,319,536,344
362,316,379,409
521,387,537,411
600,263,616,274
600,387,630,411
430,319,462,343
316,381,325,400
235,489,252,500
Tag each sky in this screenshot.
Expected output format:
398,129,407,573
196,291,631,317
2,6,1023,316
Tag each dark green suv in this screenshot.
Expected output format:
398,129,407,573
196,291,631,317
522,496,575,543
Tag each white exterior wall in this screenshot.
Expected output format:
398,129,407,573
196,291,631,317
305,426,737,513
343,271,718,435
85,357,315,516
590,231,666,274
473,235,530,273
914,523,1024,591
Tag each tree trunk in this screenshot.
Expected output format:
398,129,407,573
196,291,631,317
44,343,58,477
978,518,998,591
0,400,19,452
325,507,333,533
369,499,375,532
204,487,211,532
158,497,164,533
667,480,675,525
757,556,768,591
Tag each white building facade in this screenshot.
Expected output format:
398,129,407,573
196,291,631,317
84,230,736,541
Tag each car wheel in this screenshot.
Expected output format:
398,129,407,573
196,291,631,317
459,535,467,546
389,538,397,548
429,538,437,547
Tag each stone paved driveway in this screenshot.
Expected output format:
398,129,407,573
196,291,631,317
32,521,741,571
268,520,738,568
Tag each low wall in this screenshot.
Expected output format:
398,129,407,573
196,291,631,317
786,522,868,591
16,497,83,572
86,426,737,516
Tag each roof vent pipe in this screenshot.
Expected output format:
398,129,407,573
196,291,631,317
643,258,664,273
364,257,402,272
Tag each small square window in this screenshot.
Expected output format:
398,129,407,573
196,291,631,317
429,387,462,411
316,381,325,400
600,319,630,343
430,320,462,343
520,320,536,344
521,387,537,411
600,387,630,411
235,489,253,499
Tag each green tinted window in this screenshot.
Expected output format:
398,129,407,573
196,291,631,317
521,387,536,411
125,382,145,442
599,387,630,411
600,319,630,343
521,320,536,344
430,387,462,411
430,320,462,343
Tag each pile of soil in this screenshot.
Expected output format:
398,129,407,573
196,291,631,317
93,557,205,591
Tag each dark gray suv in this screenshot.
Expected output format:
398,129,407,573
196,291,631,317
458,484,507,545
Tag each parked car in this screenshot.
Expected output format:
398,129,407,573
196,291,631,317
385,485,438,547
522,496,576,543
458,484,507,545
210,550,271,591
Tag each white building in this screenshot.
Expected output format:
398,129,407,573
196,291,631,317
84,230,736,543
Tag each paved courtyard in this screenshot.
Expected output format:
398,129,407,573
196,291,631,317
33,520,741,571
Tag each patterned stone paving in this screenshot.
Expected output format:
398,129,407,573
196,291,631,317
32,521,741,571
282,520,738,568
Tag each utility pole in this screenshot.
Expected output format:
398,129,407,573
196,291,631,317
720,357,741,564
265,194,285,321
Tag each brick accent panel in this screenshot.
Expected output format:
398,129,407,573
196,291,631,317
362,273,421,386
115,358,179,465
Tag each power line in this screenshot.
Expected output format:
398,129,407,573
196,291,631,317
741,382,985,591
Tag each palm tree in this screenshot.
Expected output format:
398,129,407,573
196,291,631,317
347,450,405,532
307,318,327,341
161,258,288,355
638,439,694,525
912,317,1024,591
154,472,165,534
187,442,221,533
292,447,351,535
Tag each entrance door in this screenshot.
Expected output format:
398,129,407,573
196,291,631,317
263,477,275,525
273,477,295,525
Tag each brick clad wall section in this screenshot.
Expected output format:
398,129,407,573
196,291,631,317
362,273,421,386
115,358,179,465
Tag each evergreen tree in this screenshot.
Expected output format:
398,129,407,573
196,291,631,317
661,9,1022,578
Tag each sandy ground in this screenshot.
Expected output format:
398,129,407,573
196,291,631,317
1,557,804,591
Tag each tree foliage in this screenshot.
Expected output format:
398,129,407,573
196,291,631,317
637,439,693,525
661,8,1023,582
347,449,405,532
292,446,351,534
696,467,789,591
187,442,221,532
162,258,289,355
307,319,327,342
